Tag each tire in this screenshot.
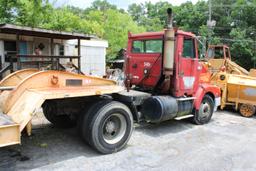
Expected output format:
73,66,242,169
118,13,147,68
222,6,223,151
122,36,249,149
42,101,76,128
239,104,256,117
193,95,214,125
79,100,133,154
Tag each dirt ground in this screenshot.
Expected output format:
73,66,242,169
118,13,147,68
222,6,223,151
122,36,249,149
1,110,256,171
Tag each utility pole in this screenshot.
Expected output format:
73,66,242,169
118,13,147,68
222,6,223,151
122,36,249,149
251,32,256,68
207,0,216,45
209,0,212,24
254,33,256,68
254,38,256,68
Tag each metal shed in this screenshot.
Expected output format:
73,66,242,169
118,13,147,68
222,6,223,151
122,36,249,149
0,23,97,78
66,39,108,76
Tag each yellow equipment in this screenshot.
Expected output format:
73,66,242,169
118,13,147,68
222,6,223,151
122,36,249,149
204,45,256,117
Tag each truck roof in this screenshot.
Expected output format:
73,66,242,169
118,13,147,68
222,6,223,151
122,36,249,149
128,30,195,39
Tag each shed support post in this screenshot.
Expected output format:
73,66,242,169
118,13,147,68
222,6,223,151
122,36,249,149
16,33,20,71
78,38,81,73
50,38,54,69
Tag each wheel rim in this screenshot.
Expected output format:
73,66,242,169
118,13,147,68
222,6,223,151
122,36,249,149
240,104,255,117
199,101,211,120
102,113,127,144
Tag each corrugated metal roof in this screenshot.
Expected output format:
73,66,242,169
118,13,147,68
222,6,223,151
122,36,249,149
0,23,97,40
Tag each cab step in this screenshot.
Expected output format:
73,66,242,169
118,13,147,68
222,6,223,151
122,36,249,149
175,114,194,120
177,97,196,101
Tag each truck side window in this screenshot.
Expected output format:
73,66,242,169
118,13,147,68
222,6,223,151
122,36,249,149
182,38,195,58
132,40,162,53
145,40,162,53
132,40,144,53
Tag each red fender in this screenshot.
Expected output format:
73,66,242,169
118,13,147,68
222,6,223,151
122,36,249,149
194,83,221,110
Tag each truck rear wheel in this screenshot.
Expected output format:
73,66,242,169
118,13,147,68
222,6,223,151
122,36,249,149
193,95,214,125
239,104,256,117
79,100,133,154
42,101,76,128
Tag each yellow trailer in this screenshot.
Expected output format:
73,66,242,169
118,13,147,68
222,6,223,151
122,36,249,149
0,69,124,153
204,45,256,117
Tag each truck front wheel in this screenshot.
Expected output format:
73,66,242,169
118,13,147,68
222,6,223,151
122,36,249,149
79,100,133,154
193,95,214,125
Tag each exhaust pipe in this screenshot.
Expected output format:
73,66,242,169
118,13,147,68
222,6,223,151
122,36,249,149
166,8,173,29
163,8,175,76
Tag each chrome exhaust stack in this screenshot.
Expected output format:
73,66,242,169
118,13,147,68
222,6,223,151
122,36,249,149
163,8,175,76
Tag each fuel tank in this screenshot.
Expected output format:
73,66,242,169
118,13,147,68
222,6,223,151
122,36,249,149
141,96,193,123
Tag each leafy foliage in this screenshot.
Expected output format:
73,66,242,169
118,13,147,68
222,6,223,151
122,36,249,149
128,0,256,69
0,0,255,69
0,0,19,23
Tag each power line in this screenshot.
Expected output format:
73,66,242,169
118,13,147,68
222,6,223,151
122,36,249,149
211,4,256,8
217,38,255,43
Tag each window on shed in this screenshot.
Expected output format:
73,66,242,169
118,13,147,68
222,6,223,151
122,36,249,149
59,44,64,55
225,48,230,58
4,41,17,62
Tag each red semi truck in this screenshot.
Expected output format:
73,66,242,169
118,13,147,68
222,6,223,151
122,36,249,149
46,8,220,153
0,8,220,154
82,8,220,153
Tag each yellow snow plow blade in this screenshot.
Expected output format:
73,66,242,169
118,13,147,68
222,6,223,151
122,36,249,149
0,69,124,147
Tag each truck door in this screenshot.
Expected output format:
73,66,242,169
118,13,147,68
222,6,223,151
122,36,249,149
178,36,199,96
126,39,163,88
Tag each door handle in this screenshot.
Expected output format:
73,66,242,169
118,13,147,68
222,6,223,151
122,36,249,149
132,63,137,68
179,71,184,77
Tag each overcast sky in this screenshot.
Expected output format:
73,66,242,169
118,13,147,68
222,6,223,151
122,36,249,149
52,0,200,10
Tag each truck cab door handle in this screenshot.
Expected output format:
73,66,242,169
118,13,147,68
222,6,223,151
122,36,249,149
179,71,184,77
132,63,137,68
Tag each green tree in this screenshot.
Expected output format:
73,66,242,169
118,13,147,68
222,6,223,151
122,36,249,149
128,1,171,31
42,7,82,31
15,0,53,27
0,0,19,23
174,1,208,34
1,0,255,65
84,0,117,15
86,9,145,59
229,28,254,69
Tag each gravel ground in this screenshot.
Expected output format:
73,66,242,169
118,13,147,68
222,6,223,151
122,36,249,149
1,110,256,171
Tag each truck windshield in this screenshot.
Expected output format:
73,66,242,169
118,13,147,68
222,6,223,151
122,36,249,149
132,40,163,53
207,47,224,59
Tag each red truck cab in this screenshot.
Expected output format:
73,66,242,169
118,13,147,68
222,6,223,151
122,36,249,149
125,29,221,113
